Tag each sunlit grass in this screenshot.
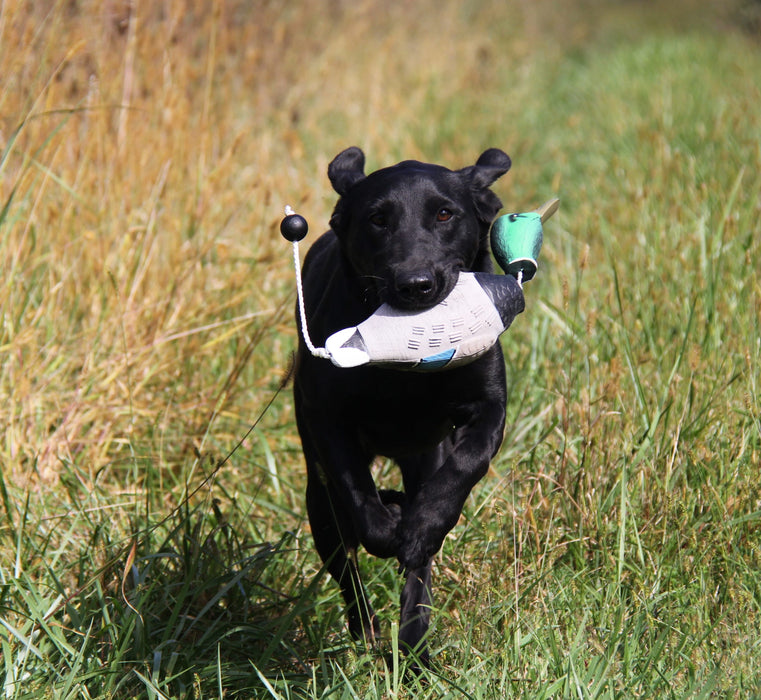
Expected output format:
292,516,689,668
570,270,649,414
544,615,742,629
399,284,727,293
1,0,760,697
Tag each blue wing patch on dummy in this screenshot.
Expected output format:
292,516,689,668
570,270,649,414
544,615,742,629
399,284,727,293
419,348,456,370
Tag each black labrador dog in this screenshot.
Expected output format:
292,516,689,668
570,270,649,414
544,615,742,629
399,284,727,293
293,146,512,664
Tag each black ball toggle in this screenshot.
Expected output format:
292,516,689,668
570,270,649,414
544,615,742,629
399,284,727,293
280,213,308,242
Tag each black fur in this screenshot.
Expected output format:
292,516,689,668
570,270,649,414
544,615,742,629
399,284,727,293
293,147,511,665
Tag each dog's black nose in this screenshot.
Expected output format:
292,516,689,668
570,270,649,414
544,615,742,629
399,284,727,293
394,270,437,306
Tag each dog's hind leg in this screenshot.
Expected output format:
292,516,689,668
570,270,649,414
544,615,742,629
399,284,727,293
306,463,380,644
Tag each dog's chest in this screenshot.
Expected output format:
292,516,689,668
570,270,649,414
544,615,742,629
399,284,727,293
357,408,455,458
346,371,463,457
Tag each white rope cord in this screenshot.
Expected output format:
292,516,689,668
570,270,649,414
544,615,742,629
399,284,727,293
286,206,331,360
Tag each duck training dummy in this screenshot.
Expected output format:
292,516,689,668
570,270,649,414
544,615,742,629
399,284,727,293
280,197,559,371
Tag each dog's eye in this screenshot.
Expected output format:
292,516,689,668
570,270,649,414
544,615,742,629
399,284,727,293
369,213,387,227
436,208,453,222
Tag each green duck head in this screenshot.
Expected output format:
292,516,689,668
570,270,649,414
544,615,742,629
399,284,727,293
490,198,559,281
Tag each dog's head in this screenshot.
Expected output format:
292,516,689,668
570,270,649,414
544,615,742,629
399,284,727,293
328,147,511,311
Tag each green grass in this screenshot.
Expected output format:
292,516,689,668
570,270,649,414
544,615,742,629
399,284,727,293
1,0,760,697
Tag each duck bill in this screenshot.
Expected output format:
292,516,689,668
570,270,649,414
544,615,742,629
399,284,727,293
534,198,560,224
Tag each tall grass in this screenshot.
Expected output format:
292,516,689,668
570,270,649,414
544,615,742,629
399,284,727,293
1,0,760,697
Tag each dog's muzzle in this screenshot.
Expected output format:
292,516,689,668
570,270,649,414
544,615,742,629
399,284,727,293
389,268,452,310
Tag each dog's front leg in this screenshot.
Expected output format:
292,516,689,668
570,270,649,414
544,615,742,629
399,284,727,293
398,561,433,668
305,422,403,559
396,399,506,572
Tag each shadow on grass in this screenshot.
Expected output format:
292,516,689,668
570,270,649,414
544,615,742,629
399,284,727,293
81,500,351,698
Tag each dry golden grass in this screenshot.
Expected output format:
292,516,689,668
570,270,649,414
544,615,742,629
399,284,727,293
2,1,301,482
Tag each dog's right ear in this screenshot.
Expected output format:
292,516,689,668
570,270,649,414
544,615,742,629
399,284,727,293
328,147,366,196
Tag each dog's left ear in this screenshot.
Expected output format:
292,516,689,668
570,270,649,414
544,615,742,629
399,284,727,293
472,148,511,187
463,148,512,222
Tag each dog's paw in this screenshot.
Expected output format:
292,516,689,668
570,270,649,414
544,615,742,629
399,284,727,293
396,529,439,573
395,503,451,571
359,500,402,559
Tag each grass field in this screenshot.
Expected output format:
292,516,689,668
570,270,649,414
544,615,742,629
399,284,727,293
1,0,760,697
